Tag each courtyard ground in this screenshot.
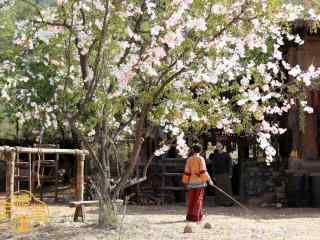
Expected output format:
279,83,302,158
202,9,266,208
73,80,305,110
1,204,320,240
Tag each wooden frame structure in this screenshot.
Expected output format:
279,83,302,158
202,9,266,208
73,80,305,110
0,146,88,201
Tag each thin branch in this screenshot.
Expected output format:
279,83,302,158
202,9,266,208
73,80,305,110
22,0,44,21
112,110,139,141
33,19,71,29
116,0,146,66
70,122,107,179
23,0,72,29
210,1,250,41
85,0,110,102
152,67,186,100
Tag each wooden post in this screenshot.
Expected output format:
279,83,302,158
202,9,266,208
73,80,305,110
5,148,10,196
160,156,165,205
16,152,19,192
9,149,15,200
238,138,249,202
5,148,16,219
55,153,59,201
76,151,85,201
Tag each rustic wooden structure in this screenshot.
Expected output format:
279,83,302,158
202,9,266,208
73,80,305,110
160,158,185,203
1,146,88,202
69,200,98,222
282,24,320,206
285,26,320,172
32,144,60,200
158,157,185,204
134,130,254,204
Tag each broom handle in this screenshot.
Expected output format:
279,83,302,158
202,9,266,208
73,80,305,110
208,181,250,211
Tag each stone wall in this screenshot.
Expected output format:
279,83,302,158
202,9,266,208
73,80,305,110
244,161,286,205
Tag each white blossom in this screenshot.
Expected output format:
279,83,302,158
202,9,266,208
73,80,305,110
304,106,314,114
154,145,170,156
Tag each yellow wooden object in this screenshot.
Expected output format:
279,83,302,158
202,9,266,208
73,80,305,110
12,215,31,233
0,191,48,233
0,200,6,221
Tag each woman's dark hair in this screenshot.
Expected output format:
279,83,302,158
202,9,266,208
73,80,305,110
192,143,202,153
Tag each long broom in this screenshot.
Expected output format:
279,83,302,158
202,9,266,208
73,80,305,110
208,181,250,211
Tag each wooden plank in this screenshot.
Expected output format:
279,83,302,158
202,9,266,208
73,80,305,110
157,162,185,167
69,200,99,207
165,158,184,161
16,175,57,183
15,162,29,166
69,199,124,207
160,186,185,191
14,176,29,180
162,172,182,176
35,160,56,163
147,162,185,167
31,176,56,182
36,164,56,167
0,146,88,155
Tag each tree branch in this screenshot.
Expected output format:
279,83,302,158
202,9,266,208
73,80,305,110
113,102,151,197
112,110,139,141
73,0,110,112
116,1,146,66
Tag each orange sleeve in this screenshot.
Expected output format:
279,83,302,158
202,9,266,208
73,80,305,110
181,158,191,184
199,157,209,182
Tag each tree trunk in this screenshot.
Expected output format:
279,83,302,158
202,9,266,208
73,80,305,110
71,128,81,148
98,109,116,227
113,103,150,198
98,197,118,227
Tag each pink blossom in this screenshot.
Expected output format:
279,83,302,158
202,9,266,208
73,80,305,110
56,0,67,6
208,41,214,48
161,31,183,48
147,47,166,64
112,91,121,97
48,26,64,34
119,70,134,85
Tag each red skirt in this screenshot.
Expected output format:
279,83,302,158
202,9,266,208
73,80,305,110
186,188,204,222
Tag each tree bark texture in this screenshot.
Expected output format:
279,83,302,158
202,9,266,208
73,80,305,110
113,103,151,198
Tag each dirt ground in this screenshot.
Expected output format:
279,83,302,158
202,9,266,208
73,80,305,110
1,204,320,240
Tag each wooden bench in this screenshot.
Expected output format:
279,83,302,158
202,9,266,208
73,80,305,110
69,199,123,222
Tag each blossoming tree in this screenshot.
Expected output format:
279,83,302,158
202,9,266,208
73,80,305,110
1,0,320,226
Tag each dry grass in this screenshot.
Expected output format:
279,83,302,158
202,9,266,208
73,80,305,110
2,204,320,240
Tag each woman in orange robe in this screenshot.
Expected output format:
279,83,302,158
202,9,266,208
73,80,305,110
182,144,213,222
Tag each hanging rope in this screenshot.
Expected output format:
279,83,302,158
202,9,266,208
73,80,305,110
36,127,45,188
36,147,42,188
28,152,32,192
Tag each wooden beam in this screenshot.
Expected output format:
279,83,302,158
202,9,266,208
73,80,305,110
0,146,89,155
69,200,99,207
